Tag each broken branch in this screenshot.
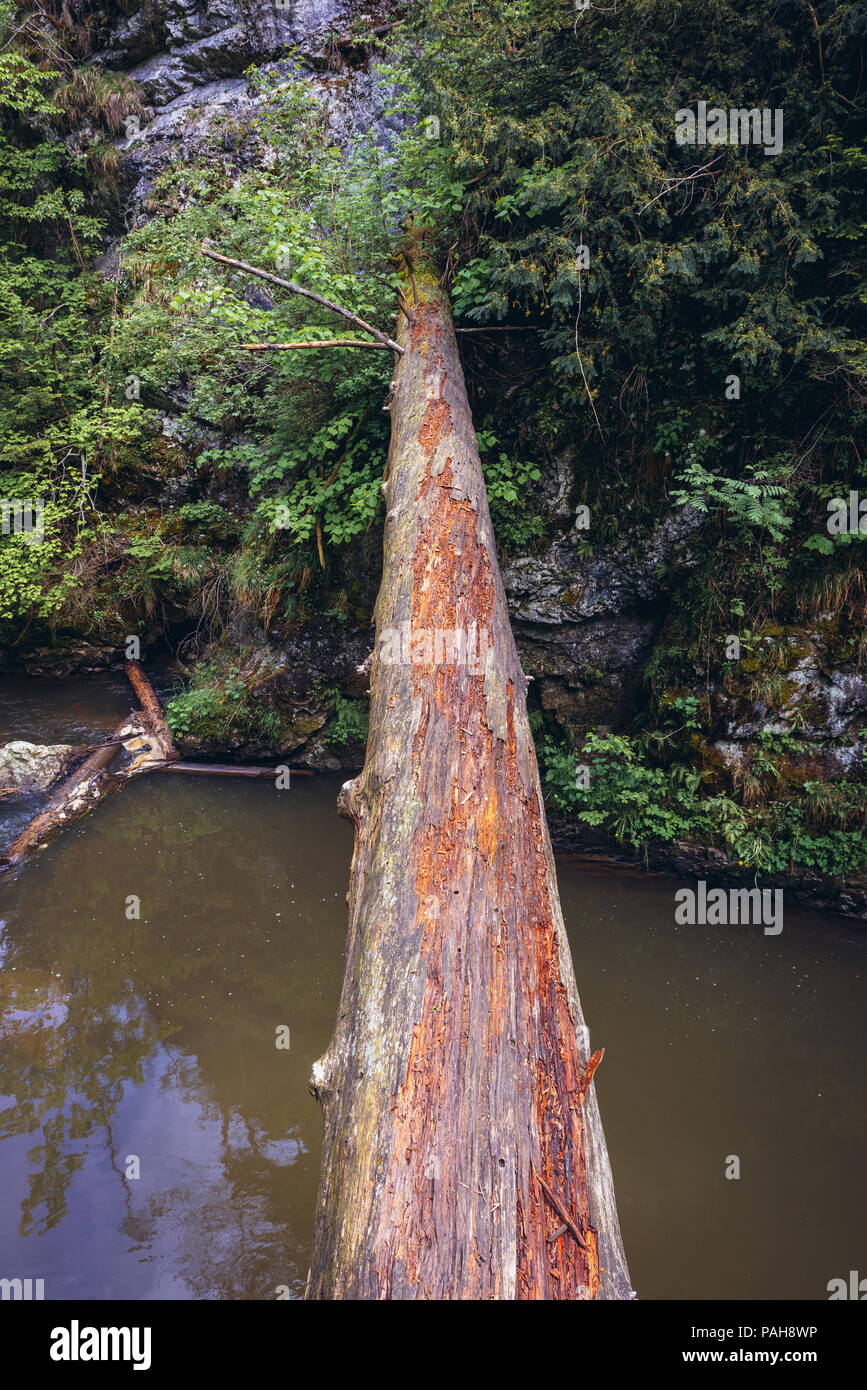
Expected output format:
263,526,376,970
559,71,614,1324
201,246,404,355
532,1164,589,1250
240,339,393,351
0,661,178,875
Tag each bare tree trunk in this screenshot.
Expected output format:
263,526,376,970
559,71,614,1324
307,265,633,1300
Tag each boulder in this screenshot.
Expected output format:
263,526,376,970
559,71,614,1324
0,742,89,798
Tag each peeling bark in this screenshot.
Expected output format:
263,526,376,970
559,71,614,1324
308,267,633,1300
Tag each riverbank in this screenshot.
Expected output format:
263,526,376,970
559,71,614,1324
2,666,865,920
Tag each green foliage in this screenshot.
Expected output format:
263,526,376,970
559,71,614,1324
541,729,867,878
175,501,236,541
324,687,369,748
476,425,545,548
2,0,867,888
400,0,867,614
669,431,793,544
105,72,400,581
165,681,220,741
0,44,418,642
544,730,710,847
0,14,151,637
166,650,282,745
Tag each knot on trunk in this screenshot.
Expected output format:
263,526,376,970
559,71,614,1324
337,777,364,825
309,1053,335,1104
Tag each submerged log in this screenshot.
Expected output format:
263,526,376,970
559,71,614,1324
156,761,314,778
307,263,633,1299
0,661,177,875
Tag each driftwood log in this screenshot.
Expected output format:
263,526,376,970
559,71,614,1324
0,660,319,875
156,761,313,777
305,263,634,1300
0,660,177,874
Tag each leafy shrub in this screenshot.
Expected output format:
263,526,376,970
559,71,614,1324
324,687,369,748
541,730,867,878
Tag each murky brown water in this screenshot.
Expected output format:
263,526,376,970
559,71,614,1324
0,671,139,746
0,678,864,1299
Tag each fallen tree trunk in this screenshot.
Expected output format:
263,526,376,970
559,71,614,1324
0,661,177,875
0,737,124,872
124,659,175,742
307,261,633,1299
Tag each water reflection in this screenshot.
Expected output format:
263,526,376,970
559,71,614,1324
0,759,864,1299
0,774,352,1299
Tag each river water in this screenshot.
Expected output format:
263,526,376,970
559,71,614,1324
0,675,864,1299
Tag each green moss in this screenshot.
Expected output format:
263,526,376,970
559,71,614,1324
285,713,328,741
166,648,284,745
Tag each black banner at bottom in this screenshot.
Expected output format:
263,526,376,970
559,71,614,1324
4,1297,862,1377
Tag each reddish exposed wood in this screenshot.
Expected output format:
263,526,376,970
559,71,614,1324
532,1164,587,1249
577,1048,605,1104
307,262,633,1301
